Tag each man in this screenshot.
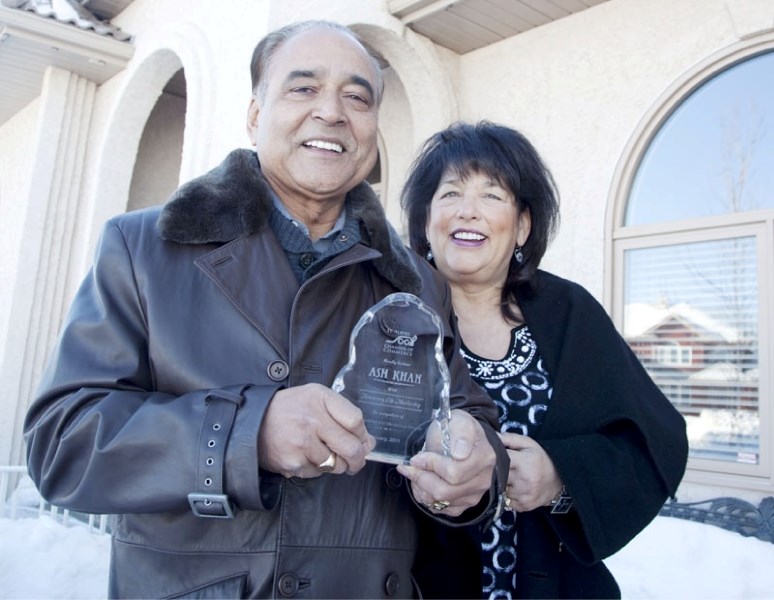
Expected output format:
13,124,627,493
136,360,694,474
24,20,507,598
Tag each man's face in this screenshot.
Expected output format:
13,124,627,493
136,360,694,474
247,29,380,208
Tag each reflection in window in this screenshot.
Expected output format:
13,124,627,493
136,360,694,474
623,238,759,465
655,344,693,366
626,51,774,226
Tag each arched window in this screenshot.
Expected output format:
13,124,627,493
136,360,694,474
612,44,774,485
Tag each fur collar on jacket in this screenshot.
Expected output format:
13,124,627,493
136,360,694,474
157,148,422,294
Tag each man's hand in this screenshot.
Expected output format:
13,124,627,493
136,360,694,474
396,409,496,518
499,432,562,512
259,383,376,478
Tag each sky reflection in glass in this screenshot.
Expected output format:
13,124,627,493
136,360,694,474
626,51,774,226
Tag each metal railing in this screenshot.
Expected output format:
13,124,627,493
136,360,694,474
0,465,109,534
660,495,774,544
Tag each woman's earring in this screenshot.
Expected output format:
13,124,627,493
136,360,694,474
426,249,434,261
513,246,524,264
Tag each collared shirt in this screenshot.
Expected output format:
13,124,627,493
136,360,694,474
268,191,362,283
271,194,347,254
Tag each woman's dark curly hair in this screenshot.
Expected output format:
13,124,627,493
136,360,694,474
400,121,559,320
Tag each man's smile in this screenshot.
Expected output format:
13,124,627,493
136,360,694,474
303,139,344,153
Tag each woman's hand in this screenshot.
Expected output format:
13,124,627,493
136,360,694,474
500,431,562,512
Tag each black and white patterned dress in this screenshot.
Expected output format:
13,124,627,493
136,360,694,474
460,325,554,600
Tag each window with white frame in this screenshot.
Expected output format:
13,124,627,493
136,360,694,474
655,343,693,367
613,46,774,480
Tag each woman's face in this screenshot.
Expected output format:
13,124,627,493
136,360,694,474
426,168,531,289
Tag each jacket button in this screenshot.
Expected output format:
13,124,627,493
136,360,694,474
385,467,402,490
267,360,289,381
278,573,299,597
385,572,400,596
299,252,314,268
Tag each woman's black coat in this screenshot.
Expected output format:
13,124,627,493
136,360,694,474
414,270,688,599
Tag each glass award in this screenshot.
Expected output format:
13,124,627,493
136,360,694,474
332,292,452,465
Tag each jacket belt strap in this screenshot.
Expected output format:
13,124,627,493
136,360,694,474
188,390,243,519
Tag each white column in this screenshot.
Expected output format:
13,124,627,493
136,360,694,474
0,66,95,466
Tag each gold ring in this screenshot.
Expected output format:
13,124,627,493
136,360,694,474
317,452,337,473
430,500,450,511
504,496,515,511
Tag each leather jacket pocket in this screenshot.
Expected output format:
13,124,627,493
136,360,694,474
166,572,248,599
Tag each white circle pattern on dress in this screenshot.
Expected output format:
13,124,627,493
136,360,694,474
461,326,554,598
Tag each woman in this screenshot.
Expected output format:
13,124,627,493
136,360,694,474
403,121,688,599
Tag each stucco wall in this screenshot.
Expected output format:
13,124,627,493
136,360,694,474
72,0,272,281
456,0,773,302
0,98,39,463
107,0,275,166
0,98,38,369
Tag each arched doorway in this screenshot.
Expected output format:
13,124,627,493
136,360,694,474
127,67,187,211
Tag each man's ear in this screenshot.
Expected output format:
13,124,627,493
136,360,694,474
246,96,260,147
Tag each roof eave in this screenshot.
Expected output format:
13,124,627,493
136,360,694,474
0,4,133,68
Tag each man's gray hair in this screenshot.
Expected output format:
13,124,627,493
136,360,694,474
250,20,385,105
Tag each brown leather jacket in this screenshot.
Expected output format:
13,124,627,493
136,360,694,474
24,149,506,599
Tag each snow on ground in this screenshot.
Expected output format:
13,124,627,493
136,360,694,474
605,515,774,599
0,515,109,599
1,512,773,599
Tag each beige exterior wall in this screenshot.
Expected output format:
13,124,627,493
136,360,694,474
457,0,774,300
0,98,38,364
1,0,772,501
0,99,39,465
